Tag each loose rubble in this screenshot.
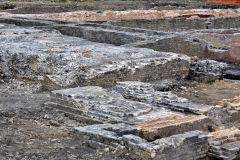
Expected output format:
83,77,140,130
190,59,228,82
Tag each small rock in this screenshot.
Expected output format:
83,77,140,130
49,120,61,127
44,114,53,120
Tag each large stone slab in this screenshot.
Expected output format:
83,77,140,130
134,114,210,141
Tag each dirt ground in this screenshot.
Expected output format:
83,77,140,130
0,80,123,160
174,80,240,106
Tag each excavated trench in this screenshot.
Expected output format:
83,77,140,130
1,2,240,160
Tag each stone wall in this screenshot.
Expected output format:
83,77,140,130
0,23,191,90
208,127,240,160
123,131,208,160
73,123,209,160
110,17,240,32
137,36,208,59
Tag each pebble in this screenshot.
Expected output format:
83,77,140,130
49,120,61,127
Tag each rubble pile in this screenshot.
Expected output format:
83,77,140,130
189,59,228,82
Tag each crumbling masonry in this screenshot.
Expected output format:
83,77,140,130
1,2,240,159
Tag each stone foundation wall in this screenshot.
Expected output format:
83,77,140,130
124,131,208,160
208,127,240,160
110,17,240,32
73,123,209,160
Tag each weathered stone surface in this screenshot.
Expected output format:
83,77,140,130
47,86,157,124
74,122,208,160
134,114,210,141
114,81,155,102
189,30,240,63
208,127,240,160
0,23,191,90
206,96,240,126
189,59,228,82
66,86,240,160
110,16,240,32
75,55,190,88
1,5,240,160
1,17,239,89
48,82,214,143
47,84,212,145
115,81,212,114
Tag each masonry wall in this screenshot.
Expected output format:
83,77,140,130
111,17,240,32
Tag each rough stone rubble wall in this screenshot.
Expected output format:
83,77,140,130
110,17,240,32
74,124,208,160
208,127,240,159
44,81,213,159
45,82,240,160
0,21,192,90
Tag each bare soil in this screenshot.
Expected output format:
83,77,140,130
175,80,240,106
0,81,122,160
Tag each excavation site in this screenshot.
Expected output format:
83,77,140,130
0,0,240,159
